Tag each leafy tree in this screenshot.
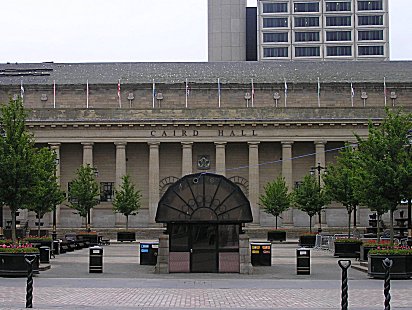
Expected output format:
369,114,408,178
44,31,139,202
353,108,412,243
0,98,37,241
26,148,65,236
293,175,330,233
112,175,142,231
259,176,291,229
323,145,360,238
68,164,100,232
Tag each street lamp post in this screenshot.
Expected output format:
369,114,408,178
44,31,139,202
86,167,99,232
52,157,60,241
310,162,326,232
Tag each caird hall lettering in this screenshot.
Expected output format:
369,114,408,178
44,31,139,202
150,130,257,137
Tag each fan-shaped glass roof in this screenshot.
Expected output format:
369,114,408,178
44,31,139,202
156,173,253,223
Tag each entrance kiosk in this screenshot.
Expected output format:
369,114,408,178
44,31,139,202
155,173,253,273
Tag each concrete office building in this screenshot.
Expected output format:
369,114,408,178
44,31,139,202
0,61,410,234
208,0,390,61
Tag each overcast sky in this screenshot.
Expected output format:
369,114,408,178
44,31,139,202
1,0,411,63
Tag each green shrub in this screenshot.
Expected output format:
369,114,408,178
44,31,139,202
335,238,362,244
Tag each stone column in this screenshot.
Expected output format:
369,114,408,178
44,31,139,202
49,143,61,226
115,142,127,227
315,141,327,227
281,142,294,225
248,142,260,224
148,142,160,224
215,142,226,176
181,142,193,176
81,142,94,228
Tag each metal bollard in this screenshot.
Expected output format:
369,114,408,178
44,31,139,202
338,260,351,310
382,258,393,310
24,254,37,309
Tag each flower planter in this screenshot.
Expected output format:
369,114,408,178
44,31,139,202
368,254,412,279
299,235,316,248
0,252,40,276
117,231,136,242
267,231,286,242
360,245,377,262
334,241,361,258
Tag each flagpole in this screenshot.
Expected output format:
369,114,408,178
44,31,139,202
20,81,24,103
284,79,287,108
152,79,155,109
185,78,188,108
350,81,354,107
218,78,221,108
384,77,387,107
118,79,121,108
86,80,89,108
251,78,254,108
53,80,56,108
317,77,320,108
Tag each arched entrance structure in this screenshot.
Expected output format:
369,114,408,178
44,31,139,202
156,173,253,273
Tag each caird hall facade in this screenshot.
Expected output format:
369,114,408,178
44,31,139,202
0,61,411,231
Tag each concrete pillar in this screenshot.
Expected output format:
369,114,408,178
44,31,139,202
215,142,226,176
181,142,193,176
248,142,260,224
281,142,294,225
49,143,61,226
115,142,127,226
315,141,327,227
81,142,94,228
148,142,160,224
155,234,169,274
239,234,253,274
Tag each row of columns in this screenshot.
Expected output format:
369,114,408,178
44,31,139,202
48,140,327,226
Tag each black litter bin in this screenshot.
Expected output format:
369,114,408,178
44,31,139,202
39,246,50,264
296,248,310,275
89,246,103,273
140,242,158,265
53,240,60,255
250,242,271,266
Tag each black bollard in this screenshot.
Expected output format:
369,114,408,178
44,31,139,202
24,254,37,309
338,259,351,310
382,258,393,310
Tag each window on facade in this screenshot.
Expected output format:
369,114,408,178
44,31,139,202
358,15,383,26
263,17,288,28
295,31,320,42
325,1,351,12
327,46,352,56
326,16,351,26
294,2,319,12
358,45,384,56
263,32,288,42
263,47,289,57
358,30,383,41
100,182,114,202
358,0,383,11
263,2,288,13
295,46,320,57
326,31,352,41
294,17,319,27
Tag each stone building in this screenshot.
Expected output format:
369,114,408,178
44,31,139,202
0,61,411,232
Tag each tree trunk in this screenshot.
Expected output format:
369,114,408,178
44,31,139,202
390,209,394,244
347,210,352,238
11,209,16,242
353,205,357,228
275,216,278,230
126,215,129,231
309,216,312,233
37,215,41,237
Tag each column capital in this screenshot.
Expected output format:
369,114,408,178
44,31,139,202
181,142,193,147
48,143,61,149
148,142,160,147
314,140,327,146
214,142,227,146
248,141,260,147
81,142,94,147
115,141,127,148
281,141,294,146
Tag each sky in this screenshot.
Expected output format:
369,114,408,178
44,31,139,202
1,0,411,63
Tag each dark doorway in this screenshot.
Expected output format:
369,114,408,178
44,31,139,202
156,173,252,273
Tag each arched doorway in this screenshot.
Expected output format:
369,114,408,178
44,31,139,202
155,173,253,273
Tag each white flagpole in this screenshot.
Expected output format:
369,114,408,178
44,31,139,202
384,77,387,107
350,81,354,107
251,78,254,108
53,80,56,108
317,77,321,108
218,78,221,108
20,81,24,103
185,78,188,108
118,79,121,108
152,79,156,109
284,79,288,107
86,80,89,108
